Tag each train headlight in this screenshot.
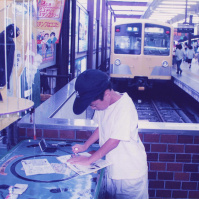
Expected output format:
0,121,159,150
115,59,121,66
162,60,169,68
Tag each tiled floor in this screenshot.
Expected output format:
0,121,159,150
172,58,199,78
172,58,199,96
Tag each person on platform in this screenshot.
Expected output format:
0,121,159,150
183,42,188,62
175,44,184,75
68,69,148,199
187,45,195,69
172,42,176,68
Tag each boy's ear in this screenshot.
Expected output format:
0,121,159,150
104,89,111,97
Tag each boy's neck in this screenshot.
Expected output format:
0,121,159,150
109,90,121,105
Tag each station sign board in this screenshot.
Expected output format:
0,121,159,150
177,23,194,33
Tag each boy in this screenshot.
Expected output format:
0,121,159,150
68,69,148,198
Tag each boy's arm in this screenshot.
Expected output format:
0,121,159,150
84,127,99,149
68,138,120,165
71,127,99,153
89,138,120,163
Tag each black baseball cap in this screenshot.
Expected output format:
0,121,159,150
73,69,109,115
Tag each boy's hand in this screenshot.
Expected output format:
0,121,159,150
71,144,87,153
67,155,91,166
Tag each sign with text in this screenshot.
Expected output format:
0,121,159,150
177,23,194,33
37,0,65,44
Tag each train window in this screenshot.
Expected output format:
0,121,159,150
114,23,141,55
144,24,171,56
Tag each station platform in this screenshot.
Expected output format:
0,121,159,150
171,59,199,103
17,73,199,138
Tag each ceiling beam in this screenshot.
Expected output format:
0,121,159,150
114,14,141,19
113,10,145,11
168,14,185,24
107,1,147,6
168,3,199,24
142,0,163,19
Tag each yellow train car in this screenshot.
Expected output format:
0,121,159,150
110,19,174,90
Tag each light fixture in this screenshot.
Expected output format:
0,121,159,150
114,11,144,15
108,0,151,2
158,5,191,9
161,1,197,5
152,12,177,16
111,5,148,11
156,8,185,12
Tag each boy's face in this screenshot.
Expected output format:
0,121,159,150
90,90,110,111
90,99,108,110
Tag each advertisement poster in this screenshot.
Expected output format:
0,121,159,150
74,56,87,77
78,9,88,52
37,0,65,67
99,25,102,48
174,28,188,42
75,6,79,53
69,5,79,54
93,20,97,50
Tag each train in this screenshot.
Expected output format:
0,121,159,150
109,19,174,90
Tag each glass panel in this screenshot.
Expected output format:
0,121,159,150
78,8,88,52
144,23,171,56
75,5,79,53
114,23,141,55
0,0,36,128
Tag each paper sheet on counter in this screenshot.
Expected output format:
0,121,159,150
57,152,111,175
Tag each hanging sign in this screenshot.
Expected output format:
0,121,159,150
177,23,194,33
37,0,65,44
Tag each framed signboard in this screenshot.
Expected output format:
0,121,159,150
78,8,88,52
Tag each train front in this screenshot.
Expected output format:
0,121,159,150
110,20,174,90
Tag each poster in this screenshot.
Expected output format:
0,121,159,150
78,8,88,52
71,56,87,78
174,28,188,42
37,0,65,67
93,20,97,50
37,0,65,44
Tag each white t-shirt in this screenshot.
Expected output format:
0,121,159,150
93,92,148,180
176,49,184,61
187,49,194,59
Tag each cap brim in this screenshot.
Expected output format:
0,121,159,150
73,95,94,115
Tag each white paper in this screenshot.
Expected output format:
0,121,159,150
21,159,55,176
12,184,28,195
57,152,111,175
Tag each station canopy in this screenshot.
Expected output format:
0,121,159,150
107,0,199,27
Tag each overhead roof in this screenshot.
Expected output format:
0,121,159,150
107,0,199,27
